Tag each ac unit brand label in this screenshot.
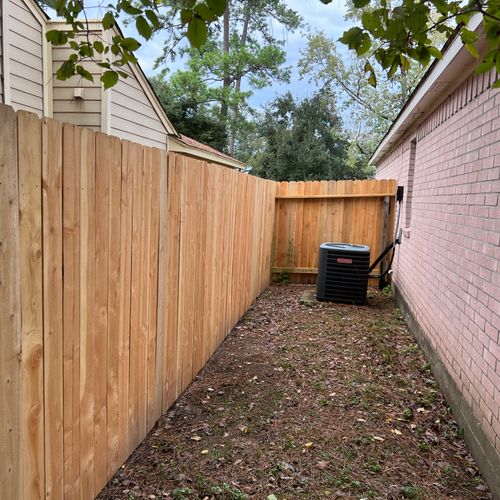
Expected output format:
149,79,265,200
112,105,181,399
337,258,352,264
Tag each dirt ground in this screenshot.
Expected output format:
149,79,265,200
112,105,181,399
99,284,491,500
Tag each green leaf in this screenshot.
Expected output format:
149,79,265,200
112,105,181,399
76,65,94,82
353,0,370,7
93,41,104,54
187,17,208,48
428,46,442,59
465,43,479,58
79,44,92,58
492,79,500,89
356,34,371,56
339,27,364,49
180,9,193,23
387,60,399,78
145,9,161,29
46,29,68,45
121,4,142,15
207,0,226,16
475,60,495,74
136,15,153,40
461,28,479,45
361,12,379,32
102,11,116,29
101,70,119,89
121,37,141,51
56,60,75,80
196,3,218,22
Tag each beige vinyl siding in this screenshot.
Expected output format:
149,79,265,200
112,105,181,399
110,64,168,149
51,31,102,129
8,0,44,114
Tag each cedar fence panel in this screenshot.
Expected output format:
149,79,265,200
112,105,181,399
272,179,397,283
0,104,395,499
0,106,276,500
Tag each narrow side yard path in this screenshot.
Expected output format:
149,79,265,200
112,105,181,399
99,285,490,500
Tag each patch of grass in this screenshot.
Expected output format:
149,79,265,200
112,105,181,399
172,487,193,500
365,462,382,474
402,407,414,420
423,389,438,407
400,483,421,499
313,379,324,391
418,442,430,453
403,343,420,354
282,435,295,451
421,362,431,373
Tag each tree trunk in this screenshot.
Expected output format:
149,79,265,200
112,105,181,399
229,4,250,156
220,3,231,122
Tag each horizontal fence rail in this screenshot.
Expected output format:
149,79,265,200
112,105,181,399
272,179,397,284
0,105,276,500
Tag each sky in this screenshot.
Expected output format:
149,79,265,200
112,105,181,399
121,0,351,109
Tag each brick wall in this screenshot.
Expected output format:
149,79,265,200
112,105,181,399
376,70,500,456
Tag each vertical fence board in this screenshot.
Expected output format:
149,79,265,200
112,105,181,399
18,111,44,500
94,134,111,493
164,154,181,409
0,104,21,500
79,127,96,500
106,135,122,477
118,141,134,465
155,150,168,419
129,142,144,451
42,118,64,500
62,123,81,500
147,149,161,430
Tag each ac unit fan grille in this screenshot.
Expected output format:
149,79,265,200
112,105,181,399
316,243,370,305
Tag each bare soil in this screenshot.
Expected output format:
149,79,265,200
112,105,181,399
98,284,491,500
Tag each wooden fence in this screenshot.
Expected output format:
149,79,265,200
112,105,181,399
272,179,397,283
0,105,276,500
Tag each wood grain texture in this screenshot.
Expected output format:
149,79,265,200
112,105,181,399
272,180,397,283
18,110,44,500
62,123,81,500
42,117,64,500
0,104,22,500
79,127,96,499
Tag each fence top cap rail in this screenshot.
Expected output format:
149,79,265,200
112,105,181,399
275,193,396,200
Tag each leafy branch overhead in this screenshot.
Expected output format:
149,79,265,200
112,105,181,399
45,0,499,88
327,0,500,87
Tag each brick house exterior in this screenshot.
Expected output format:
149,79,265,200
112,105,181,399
372,15,499,495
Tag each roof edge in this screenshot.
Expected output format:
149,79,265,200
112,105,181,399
370,13,483,166
169,135,245,170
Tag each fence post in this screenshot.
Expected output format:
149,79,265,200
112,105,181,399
380,196,391,279
0,104,21,498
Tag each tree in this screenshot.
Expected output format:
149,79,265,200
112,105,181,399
150,76,228,151
299,31,426,159
44,0,499,88
250,91,371,181
153,0,301,155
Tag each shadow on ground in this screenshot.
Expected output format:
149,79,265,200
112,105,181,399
99,284,491,500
